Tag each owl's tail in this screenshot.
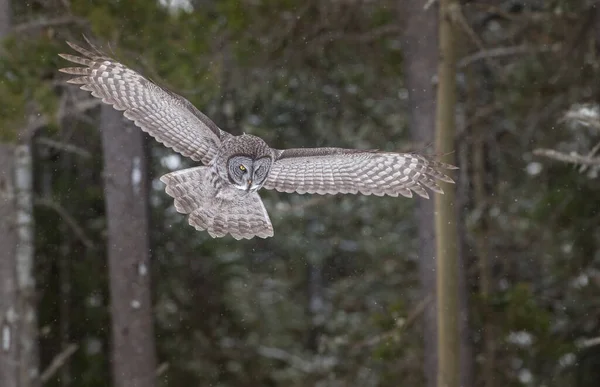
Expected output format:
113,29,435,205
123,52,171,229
160,167,274,240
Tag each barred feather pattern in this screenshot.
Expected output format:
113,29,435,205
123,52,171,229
59,41,227,165
160,167,274,240
264,148,458,199
59,41,458,240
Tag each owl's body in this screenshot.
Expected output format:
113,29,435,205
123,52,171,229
59,41,457,240
161,164,274,239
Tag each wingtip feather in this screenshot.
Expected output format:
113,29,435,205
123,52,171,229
60,67,90,76
58,53,92,66
65,41,94,58
414,187,430,199
64,76,91,85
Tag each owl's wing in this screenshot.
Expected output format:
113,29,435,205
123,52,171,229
59,41,228,165
263,147,457,198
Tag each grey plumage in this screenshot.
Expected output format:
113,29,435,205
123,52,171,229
160,167,273,239
59,41,458,240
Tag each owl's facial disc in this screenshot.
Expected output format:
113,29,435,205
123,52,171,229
227,155,252,191
227,155,271,192
250,157,271,191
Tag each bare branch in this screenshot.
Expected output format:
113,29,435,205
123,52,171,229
14,16,87,33
458,44,561,69
40,343,78,384
577,336,600,348
256,346,313,373
35,197,95,249
24,99,102,140
155,362,169,377
579,141,600,173
352,294,433,350
321,24,402,44
533,149,600,166
35,137,92,159
450,3,501,72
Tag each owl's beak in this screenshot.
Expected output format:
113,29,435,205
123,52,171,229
246,179,252,192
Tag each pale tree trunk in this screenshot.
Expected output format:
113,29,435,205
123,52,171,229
0,2,18,386
400,3,438,387
0,1,40,385
100,105,157,387
0,145,19,387
15,144,38,387
435,1,460,387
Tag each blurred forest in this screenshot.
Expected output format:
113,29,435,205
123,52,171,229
1,0,600,386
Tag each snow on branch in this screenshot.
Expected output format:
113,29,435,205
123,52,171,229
534,104,600,170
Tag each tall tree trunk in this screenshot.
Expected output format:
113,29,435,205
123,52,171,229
1,2,40,385
401,3,438,387
435,1,460,387
0,2,18,385
0,145,19,387
15,143,38,387
101,106,157,387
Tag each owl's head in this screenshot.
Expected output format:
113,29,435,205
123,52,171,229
216,134,274,192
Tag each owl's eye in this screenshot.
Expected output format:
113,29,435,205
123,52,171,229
239,165,246,172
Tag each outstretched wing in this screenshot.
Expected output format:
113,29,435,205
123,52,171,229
263,147,457,198
59,41,229,165
161,167,274,240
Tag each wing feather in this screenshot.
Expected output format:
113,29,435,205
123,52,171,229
59,41,229,165
264,148,457,198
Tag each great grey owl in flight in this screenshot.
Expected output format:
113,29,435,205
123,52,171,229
59,41,457,240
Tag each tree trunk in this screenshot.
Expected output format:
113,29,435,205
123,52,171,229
401,3,438,387
435,1,460,387
15,143,39,387
1,2,40,385
0,2,18,385
0,145,19,387
101,106,157,387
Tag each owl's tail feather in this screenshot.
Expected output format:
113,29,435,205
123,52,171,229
160,167,274,240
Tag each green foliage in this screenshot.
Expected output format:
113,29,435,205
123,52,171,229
0,88,24,141
501,283,551,334
0,36,62,141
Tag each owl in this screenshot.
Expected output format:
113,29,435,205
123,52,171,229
59,41,457,240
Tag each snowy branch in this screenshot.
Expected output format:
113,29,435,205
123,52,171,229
533,149,600,166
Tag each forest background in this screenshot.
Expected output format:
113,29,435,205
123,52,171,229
1,0,600,387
